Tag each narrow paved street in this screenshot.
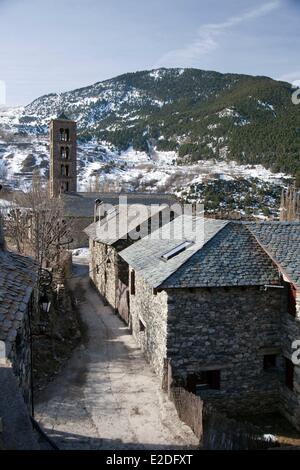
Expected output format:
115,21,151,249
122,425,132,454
35,256,198,450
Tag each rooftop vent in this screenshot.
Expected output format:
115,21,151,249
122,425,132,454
161,240,194,261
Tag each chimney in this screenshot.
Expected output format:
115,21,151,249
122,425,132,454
94,199,103,222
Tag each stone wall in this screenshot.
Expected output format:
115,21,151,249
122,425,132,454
129,276,300,428
71,217,92,248
0,362,39,449
89,239,118,309
280,286,300,429
89,237,133,312
129,270,168,377
166,286,282,407
7,296,33,411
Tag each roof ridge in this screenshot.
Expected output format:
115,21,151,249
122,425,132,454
245,223,300,288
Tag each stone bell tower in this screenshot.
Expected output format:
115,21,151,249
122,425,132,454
49,113,77,198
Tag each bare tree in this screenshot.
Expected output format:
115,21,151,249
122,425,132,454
7,172,73,267
280,185,300,221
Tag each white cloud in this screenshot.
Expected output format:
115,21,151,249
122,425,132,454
278,71,300,86
157,1,281,67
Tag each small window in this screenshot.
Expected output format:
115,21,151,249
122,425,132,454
96,264,100,274
263,354,277,370
130,270,135,295
285,358,294,391
170,210,175,221
187,370,220,393
288,284,297,317
161,240,194,261
93,240,96,248
139,318,145,332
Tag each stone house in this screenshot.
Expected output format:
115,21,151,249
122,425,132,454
61,192,178,248
0,247,38,411
119,216,300,429
84,199,180,323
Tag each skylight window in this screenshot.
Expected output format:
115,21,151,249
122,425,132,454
105,207,119,222
106,207,117,216
161,240,194,261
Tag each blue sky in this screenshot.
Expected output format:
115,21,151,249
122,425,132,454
0,0,299,105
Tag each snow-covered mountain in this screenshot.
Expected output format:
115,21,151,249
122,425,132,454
0,67,297,217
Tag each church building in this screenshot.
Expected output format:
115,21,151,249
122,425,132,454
49,113,77,198
48,114,178,247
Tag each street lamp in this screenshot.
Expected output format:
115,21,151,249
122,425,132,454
39,292,51,314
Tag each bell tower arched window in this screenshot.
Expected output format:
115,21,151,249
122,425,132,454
50,116,77,198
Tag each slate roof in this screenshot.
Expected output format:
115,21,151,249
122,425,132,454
61,192,178,218
0,251,38,355
84,204,171,246
120,216,225,288
246,221,300,290
119,217,281,289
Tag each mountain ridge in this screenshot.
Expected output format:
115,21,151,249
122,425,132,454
0,67,299,186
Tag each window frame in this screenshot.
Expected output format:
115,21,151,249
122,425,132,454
263,354,277,371
187,369,221,393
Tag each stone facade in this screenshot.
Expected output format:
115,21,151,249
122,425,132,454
0,248,38,414
89,238,131,314
130,272,168,377
0,292,35,413
0,360,39,449
8,296,34,410
49,116,77,198
89,238,119,309
280,287,300,429
129,269,300,429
